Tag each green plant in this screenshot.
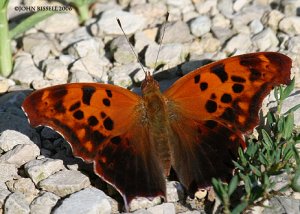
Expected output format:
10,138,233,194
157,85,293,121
0,2,57,77
66,0,96,23
212,78,300,213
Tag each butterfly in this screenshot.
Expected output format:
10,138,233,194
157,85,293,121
22,52,291,210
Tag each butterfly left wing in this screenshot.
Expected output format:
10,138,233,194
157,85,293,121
22,83,166,208
164,52,292,192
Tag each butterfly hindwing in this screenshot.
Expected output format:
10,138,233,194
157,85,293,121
22,83,166,205
164,52,291,192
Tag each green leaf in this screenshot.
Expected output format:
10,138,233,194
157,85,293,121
228,175,239,197
282,113,294,140
238,147,247,166
262,130,273,149
233,160,244,171
292,167,300,192
212,178,224,201
277,117,284,133
281,78,295,100
250,164,262,176
9,10,58,39
231,201,248,214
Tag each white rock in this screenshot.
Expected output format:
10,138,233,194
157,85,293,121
11,52,43,86
233,0,250,11
145,43,183,68
249,19,264,34
279,16,300,36
160,21,193,44
70,70,94,83
190,16,211,37
0,130,33,152
252,28,279,51
4,192,30,214
198,33,221,53
265,10,285,31
287,36,300,54
68,38,105,59
0,189,11,208
111,36,137,64
110,73,133,88
147,203,175,214
53,187,111,214
36,13,79,34
30,192,60,214
24,158,65,184
217,0,233,18
224,33,252,54
166,181,185,202
43,59,69,82
39,170,91,197
31,79,67,90
60,27,92,49
129,196,162,212
6,178,39,203
281,90,300,126
194,0,218,15
282,0,300,16
97,9,145,35
0,143,40,167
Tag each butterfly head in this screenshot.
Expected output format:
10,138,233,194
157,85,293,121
141,71,160,95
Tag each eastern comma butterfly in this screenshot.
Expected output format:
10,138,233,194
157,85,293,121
22,52,291,209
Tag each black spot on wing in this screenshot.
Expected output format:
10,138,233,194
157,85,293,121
221,93,232,103
50,87,68,99
103,117,114,130
88,116,99,126
232,84,244,93
106,90,112,98
103,98,110,107
100,112,106,118
221,107,235,122
205,100,217,113
205,120,217,129
82,86,96,105
110,136,121,145
211,63,228,83
240,55,262,66
200,82,208,91
91,130,106,146
231,75,246,83
210,93,216,99
249,68,261,81
73,110,84,120
54,100,66,113
69,101,81,111
194,74,200,84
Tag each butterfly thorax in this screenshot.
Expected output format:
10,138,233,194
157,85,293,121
141,75,172,176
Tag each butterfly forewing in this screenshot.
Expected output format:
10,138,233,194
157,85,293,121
22,83,166,206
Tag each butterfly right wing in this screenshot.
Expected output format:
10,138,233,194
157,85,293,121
22,83,166,208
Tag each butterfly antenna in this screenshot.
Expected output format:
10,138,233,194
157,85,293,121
116,18,147,76
154,12,169,70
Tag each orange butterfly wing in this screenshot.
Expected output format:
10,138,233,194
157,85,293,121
164,52,292,192
22,83,165,206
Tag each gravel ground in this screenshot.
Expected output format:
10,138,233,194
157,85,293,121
0,0,300,213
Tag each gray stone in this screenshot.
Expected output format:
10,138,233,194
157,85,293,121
190,16,211,37
97,9,145,35
252,28,279,51
0,163,19,183
53,187,111,214
281,91,300,126
43,59,69,82
263,196,300,214
31,79,66,90
0,78,12,93
197,33,221,53
0,143,40,167
159,21,193,44
39,170,91,197
249,19,264,34
6,178,39,203
129,196,162,212
287,36,300,54
36,13,79,34
217,0,233,18
147,203,175,214
0,130,33,152
4,192,30,214
70,70,94,83
68,38,105,59
166,181,185,202
0,189,11,208
110,73,133,88
233,0,251,11
11,52,43,86
60,27,92,49
224,33,252,54
134,29,157,53
24,158,65,184
111,36,137,64
194,0,218,15
145,43,183,68
279,16,300,36
282,0,300,16
265,10,285,31
40,127,61,139
30,192,60,214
